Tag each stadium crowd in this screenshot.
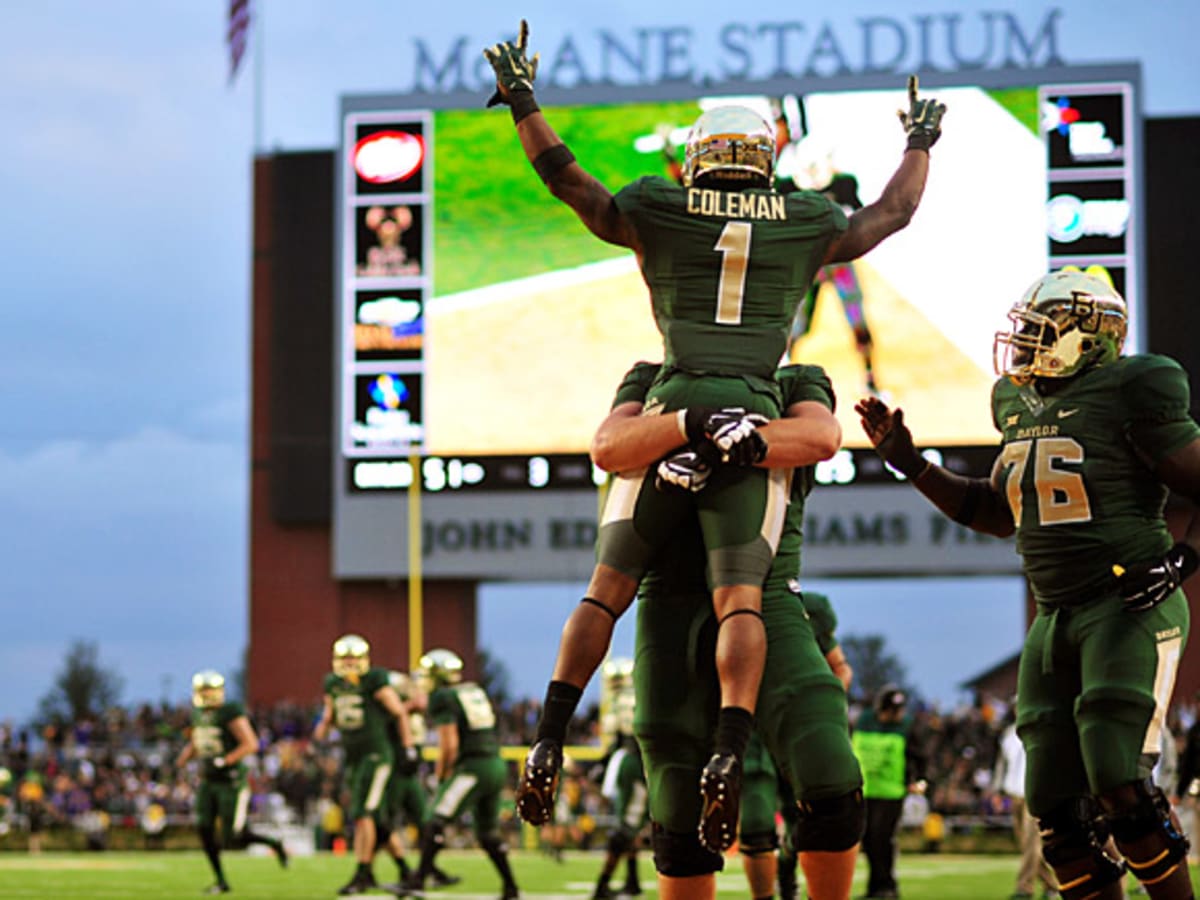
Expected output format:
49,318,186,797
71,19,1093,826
1,690,1195,848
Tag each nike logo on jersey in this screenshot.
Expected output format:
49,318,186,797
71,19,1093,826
1056,408,1080,419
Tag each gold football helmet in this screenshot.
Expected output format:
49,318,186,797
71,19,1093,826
191,670,226,708
993,269,1127,386
417,648,464,688
682,105,776,188
601,657,634,693
332,634,371,679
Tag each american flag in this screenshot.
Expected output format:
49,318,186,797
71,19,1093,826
227,0,251,82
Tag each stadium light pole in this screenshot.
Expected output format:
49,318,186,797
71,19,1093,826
408,453,423,670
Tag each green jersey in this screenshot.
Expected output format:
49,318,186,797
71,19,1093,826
991,354,1200,605
190,701,246,783
324,666,394,761
613,176,847,379
801,591,839,657
427,681,500,760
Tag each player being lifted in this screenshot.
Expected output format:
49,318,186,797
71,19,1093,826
312,634,420,896
857,269,1200,900
175,670,288,895
483,19,944,851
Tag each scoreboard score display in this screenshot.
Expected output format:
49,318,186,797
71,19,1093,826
331,66,1141,579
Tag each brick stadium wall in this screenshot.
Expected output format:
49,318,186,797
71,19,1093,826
248,153,480,708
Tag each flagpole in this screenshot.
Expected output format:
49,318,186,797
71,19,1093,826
253,0,264,153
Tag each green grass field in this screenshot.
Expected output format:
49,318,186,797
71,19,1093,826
1,849,1197,899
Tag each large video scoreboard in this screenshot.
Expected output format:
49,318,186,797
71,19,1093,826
333,66,1141,579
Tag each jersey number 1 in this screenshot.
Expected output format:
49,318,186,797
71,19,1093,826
714,221,752,325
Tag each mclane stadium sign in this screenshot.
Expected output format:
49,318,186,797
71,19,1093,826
410,9,1065,95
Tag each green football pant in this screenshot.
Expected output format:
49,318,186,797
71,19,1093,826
430,755,507,837
634,585,861,834
597,372,787,589
740,733,780,838
1017,590,1188,817
384,770,428,829
195,779,249,838
346,751,393,821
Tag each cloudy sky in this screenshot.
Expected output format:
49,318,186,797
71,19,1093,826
0,0,1196,725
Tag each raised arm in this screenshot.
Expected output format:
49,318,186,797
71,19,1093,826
855,395,1015,538
823,76,945,265
484,20,639,251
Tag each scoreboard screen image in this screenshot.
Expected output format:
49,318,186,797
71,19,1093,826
337,73,1139,493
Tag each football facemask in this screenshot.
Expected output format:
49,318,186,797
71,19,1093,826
418,648,464,687
191,670,226,708
683,105,776,189
332,634,371,679
993,269,1127,386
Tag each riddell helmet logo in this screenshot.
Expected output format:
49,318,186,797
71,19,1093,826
354,131,424,184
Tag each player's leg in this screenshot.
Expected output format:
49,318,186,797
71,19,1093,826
1021,608,1126,900
635,590,724,899
520,469,686,826
696,465,789,853
828,264,877,392
777,773,801,900
195,782,229,893
470,757,520,899
594,826,635,898
226,781,287,866
1075,592,1192,899
756,586,863,900
739,738,781,900
340,755,391,894
407,768,475,891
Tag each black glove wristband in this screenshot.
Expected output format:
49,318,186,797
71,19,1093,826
906,132,935,152
683,407,714,444
509,90,539,124
1170,542,1200,581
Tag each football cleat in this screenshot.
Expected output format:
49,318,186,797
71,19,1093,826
332,634,371,679
698,751,743,853
202,883,231,895
994,268,1127,385
429,868,461,887
191,670,226,709
516,739,563,826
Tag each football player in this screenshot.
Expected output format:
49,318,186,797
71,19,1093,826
591,659,648,900
403,649,520,900
175,670,287,895
856,269,1200,900
484,19,944,854
313,634,419,896
581,359,863,900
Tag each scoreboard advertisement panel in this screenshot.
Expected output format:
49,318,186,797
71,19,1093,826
333,67,1140,578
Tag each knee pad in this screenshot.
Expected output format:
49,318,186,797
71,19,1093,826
793,790,864,853
1100,779,1190,886
738,829,778,857
1039,801,1126,900
650,822,724,877
607,829,634,857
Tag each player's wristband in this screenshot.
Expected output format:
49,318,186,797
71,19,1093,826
509,89,539,124
906,131,935,151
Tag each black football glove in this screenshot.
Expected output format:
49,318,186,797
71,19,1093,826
684,407,769,466
856,398,928,479
482,19,540,109
1113,543,1199,612
897,74,947,151
396,745,421,776
656,449,715,494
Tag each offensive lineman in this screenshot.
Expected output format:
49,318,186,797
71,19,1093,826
484,19,943,852
857,269,1200,900
591,359,863,900
175,670,287,895
403,648,520,900
313,634,419,896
